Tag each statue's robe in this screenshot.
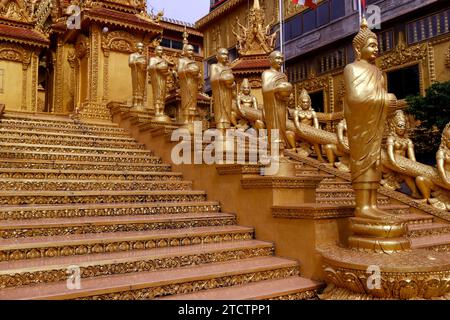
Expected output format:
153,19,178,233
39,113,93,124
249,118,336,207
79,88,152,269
148,56,168,112
262,69,292,146
177,57,199,122
344,60,389,184
210,63,234,129
129,53,147,100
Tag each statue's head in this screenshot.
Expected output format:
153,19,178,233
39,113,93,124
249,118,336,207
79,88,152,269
216,48,229,64
155,46,164,56
241,78,251,95
298,88,312,111
390,110,407,137
183,44,195,58
136,42,145,53
269,51,284,70
353,17,378,63
441,122,450,150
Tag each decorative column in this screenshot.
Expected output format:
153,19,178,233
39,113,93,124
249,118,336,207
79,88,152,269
54,39,64,113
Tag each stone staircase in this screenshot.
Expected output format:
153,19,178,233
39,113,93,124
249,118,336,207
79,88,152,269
0,112,322,300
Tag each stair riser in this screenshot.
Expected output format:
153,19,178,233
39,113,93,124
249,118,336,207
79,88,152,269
0,180,192,192
0,172,182,182
73,267,299,300
0,193,207,206
0,245,272,289
0,135,144,150
0,146,152,158
0,162,172,172
0,151,160,164
408,227,450,238
0,204,221,220
0,217,236,239
0,231,254,262
316,198,391,205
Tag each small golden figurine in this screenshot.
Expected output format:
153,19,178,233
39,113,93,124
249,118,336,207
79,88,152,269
344,18,398,220
323,119,350,172
382,110,421,198
232,78,265,130
210,48,236,130
148,45,171,122
293,88,325,161
416,123,450,210
262,51,293,153
129,42,148,111
176,44,201,128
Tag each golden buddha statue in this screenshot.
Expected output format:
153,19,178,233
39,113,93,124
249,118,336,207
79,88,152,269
262,51,293,153
293,88,325,161
129,42,148,110
176,44,200,127
416,123,450,210
148,45,171,122
323,119,350,172
382,110,421,198
210,48,236,130
344,18,398,220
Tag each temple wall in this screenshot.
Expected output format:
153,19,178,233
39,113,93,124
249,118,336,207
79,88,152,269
0,61,23,111
108,52,133,104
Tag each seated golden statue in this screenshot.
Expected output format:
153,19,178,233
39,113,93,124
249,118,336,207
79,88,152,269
232,78,265,130
262,51,294,152
148,45,171,122
344,18,398,220
323,119,350,172
176,44,201,127
292,89,325,161
210,48,236,130
416,123,450,210
129,42,148,110
381,110,421,198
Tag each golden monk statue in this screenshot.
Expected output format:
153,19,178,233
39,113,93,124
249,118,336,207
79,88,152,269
416,123,450,210
176,44,200,127
129,42,148,110
382,110,421,198
210,48,236,130
262,51,294,152
293,89,325,161
344,18,398,220
323,119,350,172
148,45,171,122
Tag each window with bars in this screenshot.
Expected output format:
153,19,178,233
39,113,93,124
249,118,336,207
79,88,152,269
287,62,308,83
406,9,450,44
160,38,200,53
318,47,346,74
0,69,4,94
377,29,394,54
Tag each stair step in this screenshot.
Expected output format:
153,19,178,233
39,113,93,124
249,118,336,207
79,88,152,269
0,168,182,181
159,277,322,300
0,240,272,289
0,159,171,172
0,129,144,150
0,256,298,300
0,179,192,191
316,196,390,205
2,113,119,127
410,233,450,250
0,201,221,220
0,212,236,238
0,190,208,205
408,223,450,237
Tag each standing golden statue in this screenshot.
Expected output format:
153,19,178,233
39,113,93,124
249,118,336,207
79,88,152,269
382,110,421,198
344,18,399,221
148,45,171,122
176,43,200,129
232,78,264,130
416,123,450,210
129,42,148,111
262,51,294,153
323,119,350,172
293,89,325,161
210,48,236,130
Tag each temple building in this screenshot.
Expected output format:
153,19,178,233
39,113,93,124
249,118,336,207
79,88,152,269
0,0,449,301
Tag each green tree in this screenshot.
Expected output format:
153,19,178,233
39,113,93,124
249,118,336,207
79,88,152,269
406,81,450,163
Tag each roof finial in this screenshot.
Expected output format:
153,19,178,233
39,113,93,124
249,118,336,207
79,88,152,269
253,0,261,10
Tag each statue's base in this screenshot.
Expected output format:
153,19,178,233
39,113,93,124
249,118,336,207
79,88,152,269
152,114,172,123
320,245,450,299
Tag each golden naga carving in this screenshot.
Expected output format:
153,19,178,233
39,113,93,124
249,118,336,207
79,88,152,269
293,89,325,161
323,119,350,172
262,51,294,153
232,0,277,56
128,42,148,111
176,43,200,129
210,48,236,130
148,45,171,122
0,0,30,22
381,110,421,198
415,123,450,211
